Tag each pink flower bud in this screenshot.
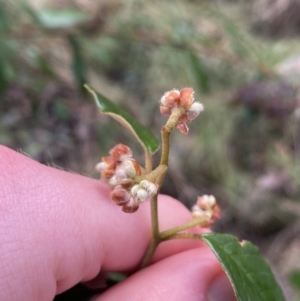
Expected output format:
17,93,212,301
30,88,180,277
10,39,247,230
99,156,117,179
102,169,115,178
192,195,221,228
122,197,139,213
110,188,130,206
110,144,132,161
131,159,141,176
160,106,172,116
102,156,117,169
160,89,180,108
179,87,194,108
120,178,134,188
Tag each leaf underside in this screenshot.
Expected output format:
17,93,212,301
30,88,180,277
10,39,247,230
202,233,285,301
85,85,159,154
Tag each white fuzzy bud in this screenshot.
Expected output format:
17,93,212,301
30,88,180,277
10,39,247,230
95,162,108,172
122,159,137,178
200,195,216,208
131,180,158,204
136,189,148,203
187,102,204,120
109,175,118,186
190,102,204,114
131,184,140,197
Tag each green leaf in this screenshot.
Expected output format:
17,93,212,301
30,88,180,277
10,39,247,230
68,35,87,94
289,270,300,291
202,233,285,301
84,85,159,154
108,272,127,283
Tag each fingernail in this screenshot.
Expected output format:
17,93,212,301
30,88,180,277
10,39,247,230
207,273,237,301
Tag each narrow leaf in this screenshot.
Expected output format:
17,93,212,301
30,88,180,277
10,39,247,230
84,85,159,154
202,233,285,301
68,35,87,94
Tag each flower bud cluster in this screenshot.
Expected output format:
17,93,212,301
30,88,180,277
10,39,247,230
96,144,158,213
160,87,204,134
191,195,220,227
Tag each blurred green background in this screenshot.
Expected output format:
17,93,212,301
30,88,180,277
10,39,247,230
2,0,300,300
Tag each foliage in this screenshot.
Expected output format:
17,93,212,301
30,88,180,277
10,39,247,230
85,84,285,300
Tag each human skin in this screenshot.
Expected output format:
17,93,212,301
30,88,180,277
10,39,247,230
0,145,236,301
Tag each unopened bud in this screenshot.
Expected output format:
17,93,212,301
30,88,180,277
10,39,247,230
110,144,132,160
110,188,130,206
140,180,158,196
131,184,140,197
121,159,137,178
136,189,148,203
122,197,139,213
109,175,118,186
187,102,204,120
179,87,194,108
160,106,172,116
197,195,216,210
191,205,210,219
160,89,180,108
192,195,221,227
95,162,107,172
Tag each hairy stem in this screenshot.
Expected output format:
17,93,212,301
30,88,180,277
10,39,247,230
160,107,185,166
144,148,153,173
160,216,208,240
143,165,168,183
151,195,159,237
163,232,203,241
142,107,186,268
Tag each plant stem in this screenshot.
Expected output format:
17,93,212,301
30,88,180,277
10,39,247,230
160,107,185,166
140,195,161,268
142,107,186,268
163,232,203,241
140,237,160,268
143,164,168,183
160,216,208,240
144,148,153,173
151,195,159,237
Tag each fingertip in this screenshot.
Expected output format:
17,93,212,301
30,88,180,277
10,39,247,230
94,248,226,301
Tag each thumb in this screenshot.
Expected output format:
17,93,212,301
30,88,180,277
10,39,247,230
0,146,209,300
